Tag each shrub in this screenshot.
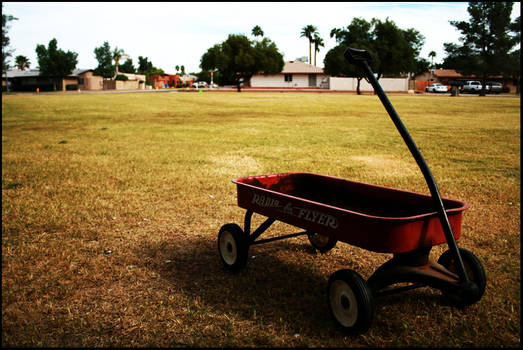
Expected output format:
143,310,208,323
66,84,78,90
115,74,129,81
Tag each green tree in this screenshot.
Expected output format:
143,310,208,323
324,18,376,94
329,28,344,44
175,65,180,73
428,51,436,68
200,34,284,92
312,33,324,66
300,25,318,65
2,5,18,91
180,65,185,75
93,41,114,79
119,58,135,74
443,2,519,96
371,18,424,80
15,55,30,70
415,57,431,76
136,56,164,84
112,46,128,77
35,38,78,91
324,17,424,93
137,56,153,74
252,25,264,39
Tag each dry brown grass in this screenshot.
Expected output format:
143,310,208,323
2,92,520,347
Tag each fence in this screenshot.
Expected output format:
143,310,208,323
329,77,410,92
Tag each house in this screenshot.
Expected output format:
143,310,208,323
104,72,146,90
149,74,196,88
250,61,328,88
414,68,518,93
2,69,148,91
149,74,179,88
2,69,104,91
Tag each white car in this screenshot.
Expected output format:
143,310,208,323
425,83,448,93
193,81,208,88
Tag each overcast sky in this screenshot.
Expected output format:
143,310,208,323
3,2,521,74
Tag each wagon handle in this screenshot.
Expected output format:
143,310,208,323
343,47,472,287
344,48,374,66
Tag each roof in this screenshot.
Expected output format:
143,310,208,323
430,68,502,80
282,61,324,74
3,68,93,78
433,69,463,78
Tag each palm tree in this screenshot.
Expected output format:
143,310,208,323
429,51,436,68
312,33,324,66
300,25,318,65
112,47,128,77
15,55,30,70
330,28,343,43
252,25,264,39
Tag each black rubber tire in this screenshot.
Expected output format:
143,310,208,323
218,223,249,272
437,248,486,307
327,269,375,335
307,232,337,253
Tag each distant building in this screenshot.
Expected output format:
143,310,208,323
414,68,517,93
149,74,196,88
250,61,328,88
2,69,145,91
2,69,103,91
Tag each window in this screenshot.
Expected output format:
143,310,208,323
284,73,292,82
78,78,85,85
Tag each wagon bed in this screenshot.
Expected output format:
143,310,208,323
234,172,469,253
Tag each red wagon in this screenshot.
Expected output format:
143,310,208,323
217,48,486,334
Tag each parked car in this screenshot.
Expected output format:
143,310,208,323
425,83,448,93
461,80,483,93
486,81,502,94
193,81,208,88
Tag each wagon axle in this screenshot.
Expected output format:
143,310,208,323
218,211,485,334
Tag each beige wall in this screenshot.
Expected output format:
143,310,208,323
251,73,328,88
62,77,78,91
329,77,409,91
103,80,140,90
80,72,103,90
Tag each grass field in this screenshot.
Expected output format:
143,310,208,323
2,91,520,347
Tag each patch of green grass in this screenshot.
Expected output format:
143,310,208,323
2,92,520,347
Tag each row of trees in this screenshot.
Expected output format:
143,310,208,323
3,3,520,94
321,3,520,95
442,2,520,95
1,4,189,91
197,3,519,95
200,26,284,92
92,41,168,85
323,17,426,94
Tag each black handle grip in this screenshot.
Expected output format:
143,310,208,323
344,48,373,66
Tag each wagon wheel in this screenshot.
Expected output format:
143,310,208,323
307,232,337,253
327,269,375,334
437,248,486,307
218,223,249,272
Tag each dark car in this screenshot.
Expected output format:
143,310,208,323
486,82,503,94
